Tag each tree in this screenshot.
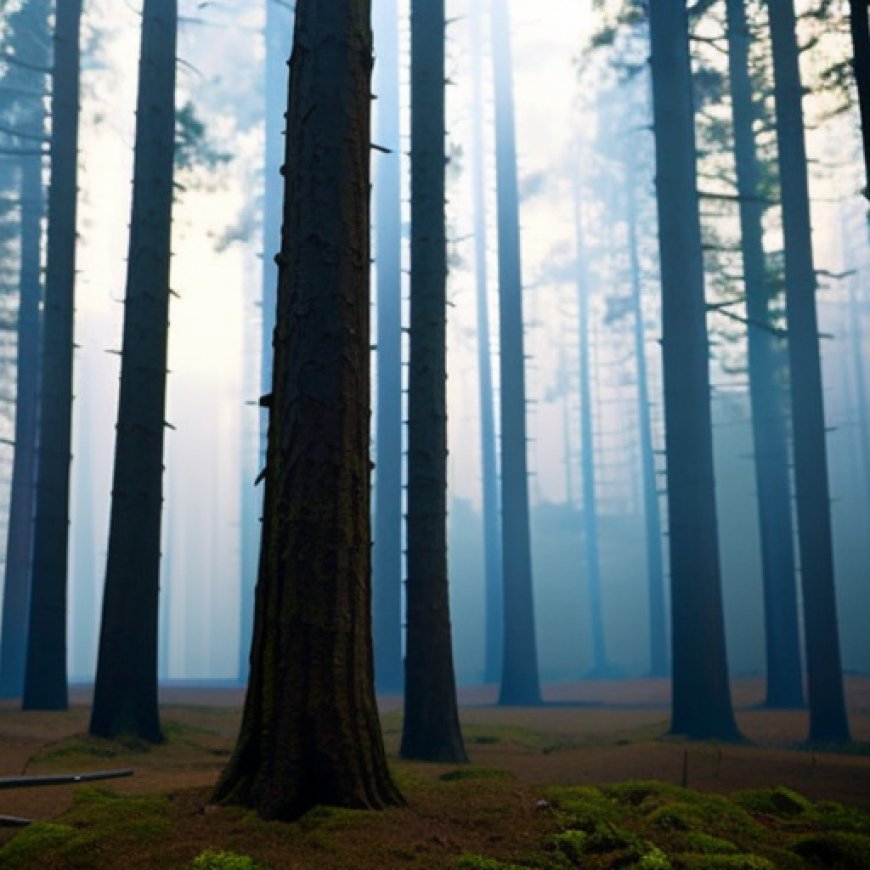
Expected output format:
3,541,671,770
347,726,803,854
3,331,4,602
400,0,467,763
22,0,83,712
492,0,542,707
767,0,851,743
849,0,870,197
213,0,403,819
0,0,49,700
372,0,404,695
89,0,178,742
648,0,739,740
724,0,803,709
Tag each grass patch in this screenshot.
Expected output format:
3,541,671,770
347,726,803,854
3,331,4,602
440,767,515,783
189,849,263,869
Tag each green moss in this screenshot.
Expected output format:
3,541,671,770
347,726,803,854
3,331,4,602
545,785,621,831
455,855,532,869
189,849,263,869
813,800,870,834
604,780,690,809
734,786,813,818
0,822,76,869
672,855,775,869
792,831,870,868
550,829,589,863
440,767,515,782
677,832,740,855
296,803,369,831
634,846,673,869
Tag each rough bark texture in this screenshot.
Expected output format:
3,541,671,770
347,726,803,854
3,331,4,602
372,0,404,695
89,0,177,743
22,0,83,712
0,0,48,699
491,0,542,707
850,0,870,198
471,0,503,687
725,0,803,709
401,0,468,764
767,0,851,743
213,0,403,820
649,0,740,740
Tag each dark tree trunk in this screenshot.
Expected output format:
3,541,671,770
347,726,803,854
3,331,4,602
573,188,610,678
372,0,404,695
491,0,541,707
89,0,177,742
648,0,739,740
213,0,403,819
623,150,668,679
850,0,870,198
401,0,467,764
767,0,851,743
471,0,503,687
725,0,803,709
22,0,83,712
0,0,48,697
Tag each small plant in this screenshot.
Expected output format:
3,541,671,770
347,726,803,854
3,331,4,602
190,848,262,869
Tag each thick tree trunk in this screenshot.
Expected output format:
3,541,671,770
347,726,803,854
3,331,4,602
648,0,739,740
470,0,503,688
767,0,851,743
213,0,403,819
371,0,404,695
725,0,803,709
623,151,668,679
491,0,541,707
22,0,83,712
850,0,870,198
89,0,177,742
401,0,467,763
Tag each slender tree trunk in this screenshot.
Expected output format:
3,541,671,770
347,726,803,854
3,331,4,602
470,0,503,687
849,0,870,198
767,0,851,743
89,0,177,742
624,150,668,679
648,0,739,740
22,0,83,712
372,0,404,694
401,0,467,763
491,0,541,707
213,0,403,819
725,0,803,709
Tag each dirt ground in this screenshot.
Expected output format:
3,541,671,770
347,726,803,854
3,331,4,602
0,676,868,868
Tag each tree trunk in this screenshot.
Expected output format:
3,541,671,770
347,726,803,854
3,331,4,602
89,0,177,742
767,0,851,743
850,0,870,198
470,0,503,687
725,0,803,709
623,149,668,679
648,0,739,740
213,0,403,819
22,0,83,712
401,0,467,763
491,0,541,707
372,0,404,695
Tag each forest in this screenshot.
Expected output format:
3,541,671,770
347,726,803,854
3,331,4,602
0,0,869,867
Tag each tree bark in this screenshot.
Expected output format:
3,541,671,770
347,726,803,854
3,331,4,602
213,0,403,819
491,0,542,707
767,0,851,743
649,0,739,740
22,0,83,712
849,0,870,198
401,0,467,763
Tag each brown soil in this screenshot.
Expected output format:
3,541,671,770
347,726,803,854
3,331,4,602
0,676,867,868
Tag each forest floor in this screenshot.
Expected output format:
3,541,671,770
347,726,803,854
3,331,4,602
0,677,868,868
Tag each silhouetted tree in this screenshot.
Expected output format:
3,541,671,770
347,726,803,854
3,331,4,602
89,0,178,742
213,0,403,819
401,0,467,763
849,0,870,196
492,0,541,707
372,0,403,695
22,0,83,712
649,0,739,740
725,0,803,709
0,0,49,700
767,0,851,743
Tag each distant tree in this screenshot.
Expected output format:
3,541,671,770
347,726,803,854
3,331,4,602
372,0,403,695
22,0,83,712
724,0,803,709
89,0,178,742
401,0,467,763
767,0,851,743
213,0,403,819
492,0,542,707
0,0,49,700
849,0,870,196
648,0,739,740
